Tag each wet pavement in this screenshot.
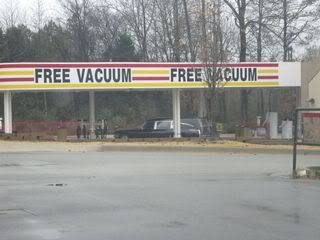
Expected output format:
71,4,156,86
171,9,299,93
0,151,319,240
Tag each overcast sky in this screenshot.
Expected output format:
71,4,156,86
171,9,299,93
21,0,59,10
23,0,61,22
0,0,61,29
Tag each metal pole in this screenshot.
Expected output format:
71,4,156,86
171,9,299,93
292,109,298,177
172,89,181,138
4,91,13,134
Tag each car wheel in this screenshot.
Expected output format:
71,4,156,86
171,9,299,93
121,135,129,140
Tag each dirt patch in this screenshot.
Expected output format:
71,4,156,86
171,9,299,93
0,140,319,154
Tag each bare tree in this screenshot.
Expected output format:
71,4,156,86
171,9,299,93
265,0,320,61
201,0,230,137
116,0,156,61
173,0,181,62
182,0,195,62
201,0,214,137
210,0,229,123
154,0,172,61
249,0,270,117
31,0,46,31
91,0,124,61
223,0,252,123
223,0,251,62
154,0,181,61
59,0,94,61
1,0,21,28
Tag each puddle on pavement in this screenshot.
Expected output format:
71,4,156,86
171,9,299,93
0,163,21,167
25,219,65,239
148,220,187,229
241,203,301,224
0,208,37,216
47,183,67,187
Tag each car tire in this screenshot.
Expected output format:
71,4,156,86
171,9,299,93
121,135,129,140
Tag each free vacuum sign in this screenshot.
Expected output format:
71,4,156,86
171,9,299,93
0,62,301,91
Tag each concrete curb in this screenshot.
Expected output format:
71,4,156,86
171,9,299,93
1,140,320,155
98,145,320,155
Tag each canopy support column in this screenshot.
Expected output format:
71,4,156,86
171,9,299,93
198,89,207,118
89,90,95,139
4,91,13,134
172,89,181,138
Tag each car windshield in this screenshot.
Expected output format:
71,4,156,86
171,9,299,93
155,121,171,130
182,119,200,128
142,121,155,130
181,122,195,130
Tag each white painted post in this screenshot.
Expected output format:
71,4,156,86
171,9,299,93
172,89,181,138
89,90,95,139
266,112,278,139
4,91,13,134
198,89,206,118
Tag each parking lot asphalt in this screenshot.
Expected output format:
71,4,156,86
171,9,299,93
0,150,320,240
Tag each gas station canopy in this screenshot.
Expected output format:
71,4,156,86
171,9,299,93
0,62,301,91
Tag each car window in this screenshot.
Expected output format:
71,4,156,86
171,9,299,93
143,121,155,130
181,123,195,130
182,119,200,129
155,121,171,130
